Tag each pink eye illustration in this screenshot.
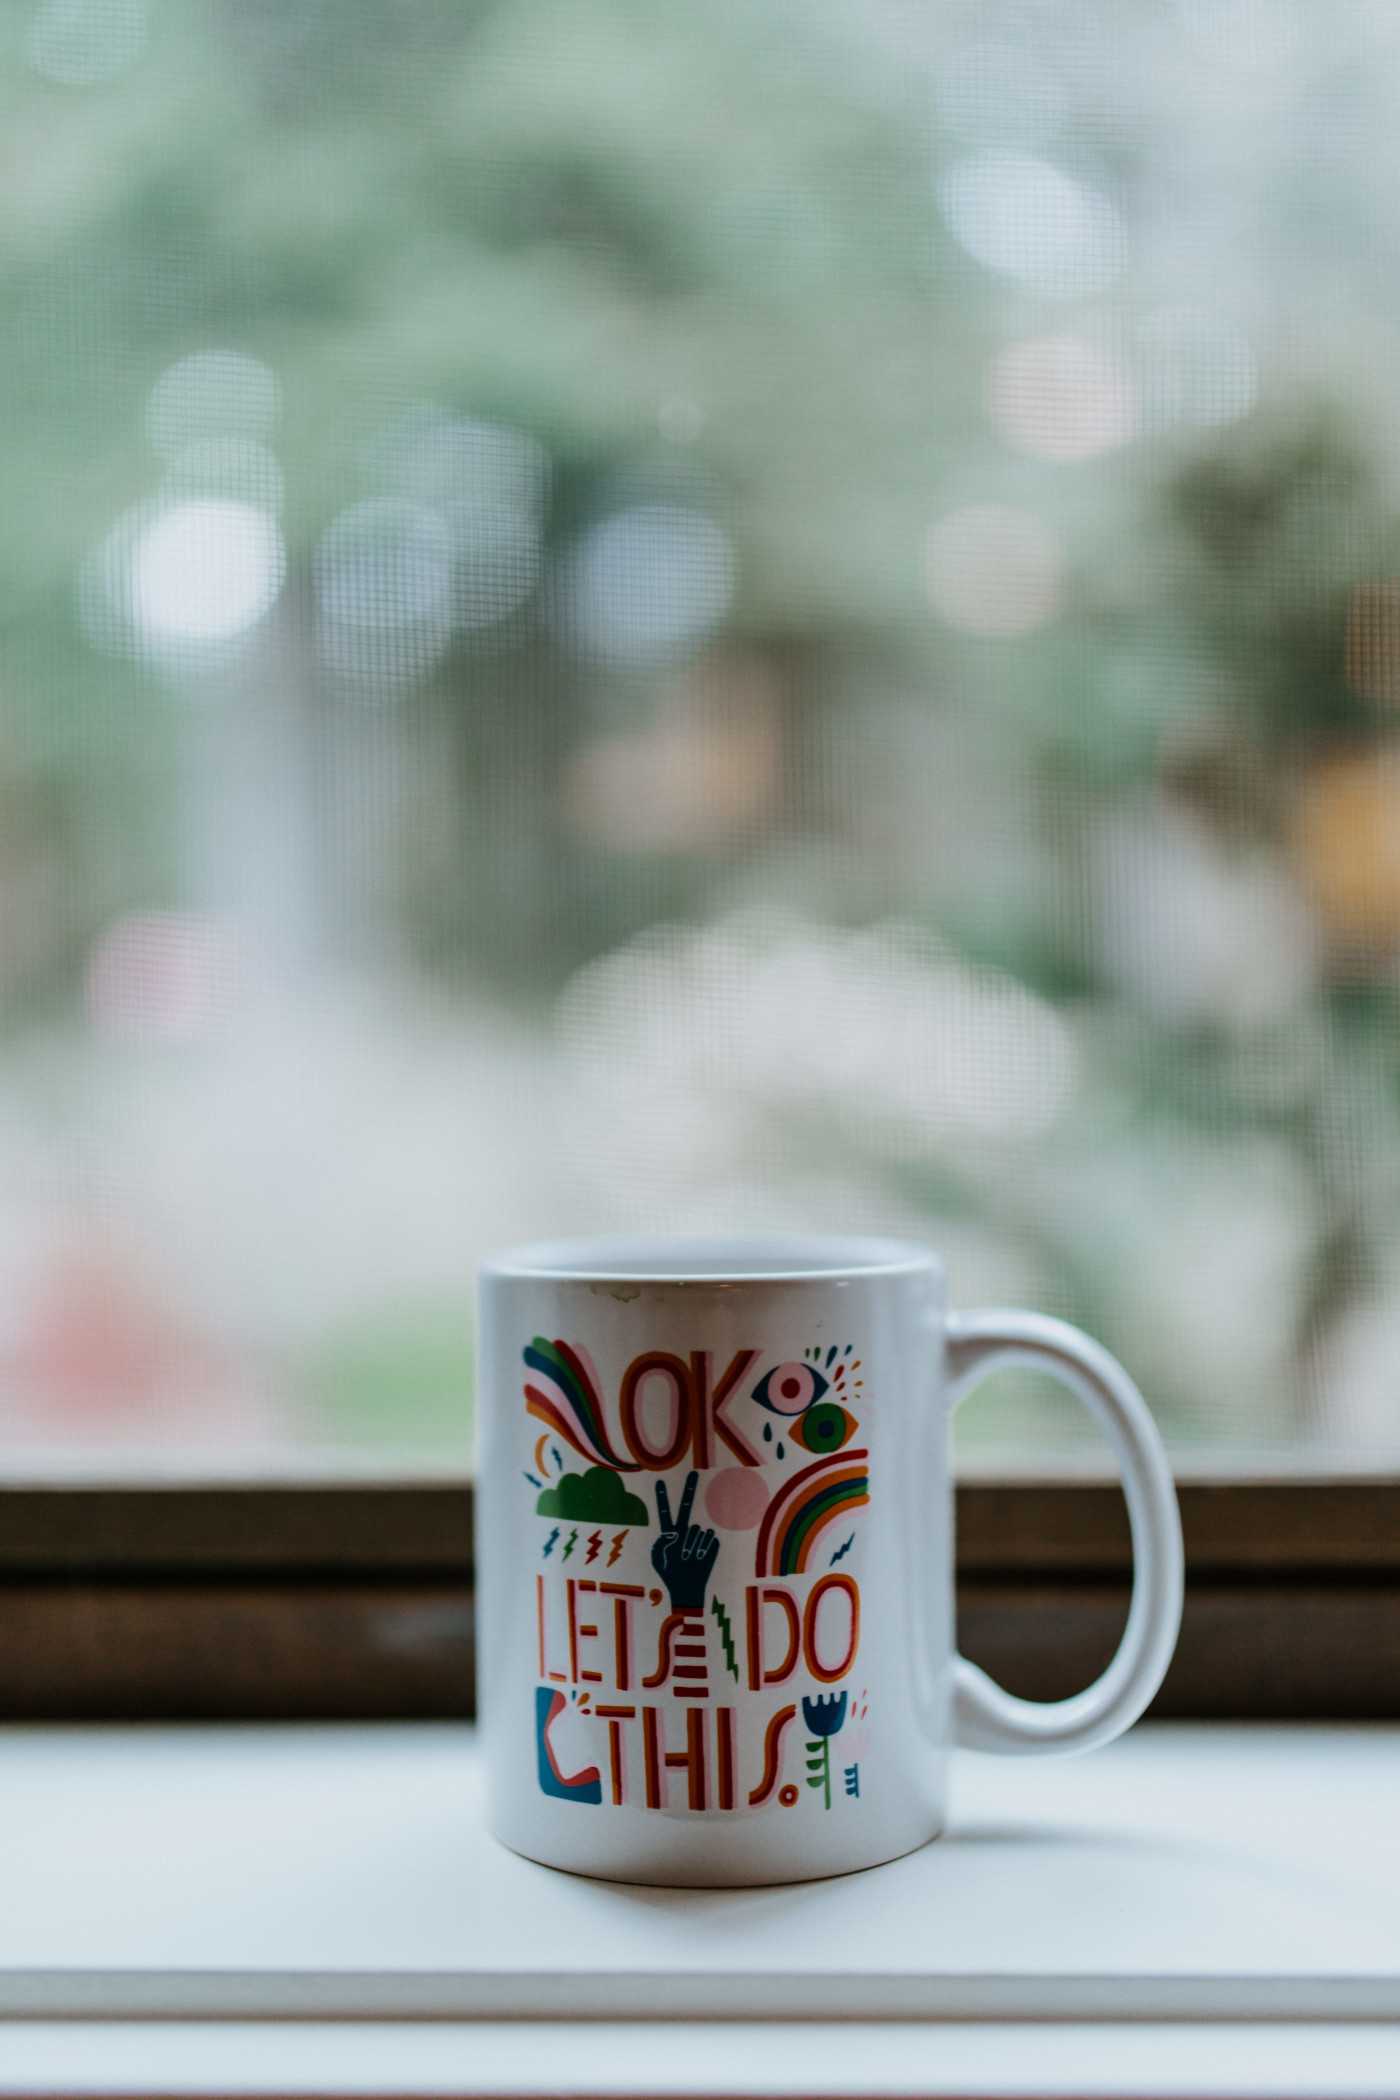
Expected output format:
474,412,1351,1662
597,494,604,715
753,1361,829,1416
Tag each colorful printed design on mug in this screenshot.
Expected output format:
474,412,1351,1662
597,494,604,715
535,1686,603,1804
524,1339,871,1815
753,1451,869,1577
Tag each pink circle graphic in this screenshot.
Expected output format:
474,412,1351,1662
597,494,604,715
704,1466,770,1532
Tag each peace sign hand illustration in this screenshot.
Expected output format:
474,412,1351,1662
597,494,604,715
651,1470,719,1609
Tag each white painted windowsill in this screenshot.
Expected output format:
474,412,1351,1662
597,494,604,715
2,1722,1399,2096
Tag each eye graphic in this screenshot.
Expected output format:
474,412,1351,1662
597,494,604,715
792,1401,857,1454
753,1361,830,1416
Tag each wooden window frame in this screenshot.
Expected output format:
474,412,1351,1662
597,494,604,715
0,1476,1394,1719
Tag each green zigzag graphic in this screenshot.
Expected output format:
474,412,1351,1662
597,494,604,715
711,1595,740,1681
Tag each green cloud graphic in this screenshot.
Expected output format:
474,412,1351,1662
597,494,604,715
536,1466,650,1525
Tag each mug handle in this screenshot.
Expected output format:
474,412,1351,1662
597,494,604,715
945,1309,1184,1755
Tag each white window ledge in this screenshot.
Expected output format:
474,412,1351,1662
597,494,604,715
2,1723,1399,2096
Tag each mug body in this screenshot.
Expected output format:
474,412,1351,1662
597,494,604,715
477,1235,951,1887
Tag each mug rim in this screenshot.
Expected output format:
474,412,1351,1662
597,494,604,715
479,1233,943,1284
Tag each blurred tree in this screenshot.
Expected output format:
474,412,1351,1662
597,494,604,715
4,0,1400,1457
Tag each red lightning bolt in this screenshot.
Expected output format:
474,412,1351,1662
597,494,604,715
584,1529,603,1565
606,1530,628,1567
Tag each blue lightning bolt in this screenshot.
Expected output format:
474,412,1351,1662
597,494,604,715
542,1527,560,1558
561,1527,580,1562
829,1532,855,1566
552,1446,563,1470
524,1473,542,1489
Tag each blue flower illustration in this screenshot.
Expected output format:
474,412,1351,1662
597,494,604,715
802,1692,847,1737
802,1693,848,1808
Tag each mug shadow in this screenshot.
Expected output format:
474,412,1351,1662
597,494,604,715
544,1818,1153,1924
943,1820,1110,1846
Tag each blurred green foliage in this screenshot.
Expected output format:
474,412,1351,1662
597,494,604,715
6,0,1400,1459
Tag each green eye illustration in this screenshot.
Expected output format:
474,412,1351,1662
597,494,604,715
792,1401,856,1454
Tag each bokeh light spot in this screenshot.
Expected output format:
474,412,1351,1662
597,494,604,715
315,499,455,687
566,652,780,854
939,151,1126,299
86,499,286,663
923,504,1064,637
146,352,280,461
370,407,546,514
1291,751,1400,948
368,408,548,629
988,335,1138,462
1097,809,1318,1028
317,500,453,631
123,499,285,647
86,912,260,1045
163,438,283,513
556,505,735,668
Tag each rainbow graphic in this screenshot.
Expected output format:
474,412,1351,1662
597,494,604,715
754,1448,870,1577
523,1338,637,1471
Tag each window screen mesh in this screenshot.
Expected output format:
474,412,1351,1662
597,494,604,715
3,0,1398,1469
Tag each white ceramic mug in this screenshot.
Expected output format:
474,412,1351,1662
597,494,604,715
477,1235,1182,1887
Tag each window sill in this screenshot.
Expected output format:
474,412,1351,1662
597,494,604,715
0,1477,1397,1719
1,1721,1399,2095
